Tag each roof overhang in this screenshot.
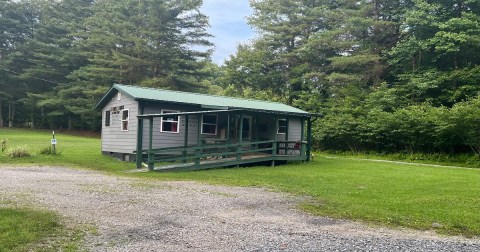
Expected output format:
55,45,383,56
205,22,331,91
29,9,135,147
137,108,321,119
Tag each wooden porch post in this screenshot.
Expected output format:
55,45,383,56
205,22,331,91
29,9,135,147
285,117,289,154
183,114,189,163
136,105,144,168
136,118,143,168
300,117,305,159
148,116,154,170
195,114,201,166
272,116,277,167
237,114,243,162
226,112,230,143
306,118,312,162
253,114,258,141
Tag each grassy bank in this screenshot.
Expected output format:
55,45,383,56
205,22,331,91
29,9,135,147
1,128,479,237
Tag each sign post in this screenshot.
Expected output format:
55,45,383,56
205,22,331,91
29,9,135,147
51,131,57,155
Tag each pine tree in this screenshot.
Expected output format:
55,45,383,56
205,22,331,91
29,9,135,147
70,0,212,91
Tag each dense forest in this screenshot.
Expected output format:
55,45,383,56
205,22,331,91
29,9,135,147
0,0,215,130
1,0,480,155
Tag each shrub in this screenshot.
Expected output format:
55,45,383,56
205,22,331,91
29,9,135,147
7,145,31,158
39,145,60,156
1,138,7,154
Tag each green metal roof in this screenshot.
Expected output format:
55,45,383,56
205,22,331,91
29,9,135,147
96,84,311,116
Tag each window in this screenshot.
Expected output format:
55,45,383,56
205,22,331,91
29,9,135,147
277,119,287,134
117,92,121,100
160,110,179,133
121,109,129,131
201,114,218,135
105,111,111,127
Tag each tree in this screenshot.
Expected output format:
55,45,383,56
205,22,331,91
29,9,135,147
0,0,213,130
388,0,480,106
70,0,212,91
0,0,39,127
245,0,334,104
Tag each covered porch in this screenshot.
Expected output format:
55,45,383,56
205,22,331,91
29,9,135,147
135,109,315,172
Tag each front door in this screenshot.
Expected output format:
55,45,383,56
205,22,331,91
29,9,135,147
240,116,252,140
229,115,252,141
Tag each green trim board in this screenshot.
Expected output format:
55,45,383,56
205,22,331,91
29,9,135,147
96,84,317,117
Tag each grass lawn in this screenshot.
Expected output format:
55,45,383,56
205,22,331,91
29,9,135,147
0,128,132,171
0,207,58,251
0,207,81,252
1,128,480,237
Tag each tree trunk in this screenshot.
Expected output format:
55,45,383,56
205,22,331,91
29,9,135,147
8,101,12,128
68,116,72,130
12,102,15,127
30,109,35,128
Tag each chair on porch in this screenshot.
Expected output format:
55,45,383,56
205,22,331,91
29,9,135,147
286,142,302,155
277,141,302,155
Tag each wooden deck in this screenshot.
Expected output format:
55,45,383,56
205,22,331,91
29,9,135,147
137,140,309,172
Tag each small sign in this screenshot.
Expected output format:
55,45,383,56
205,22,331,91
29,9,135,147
51,139,57,145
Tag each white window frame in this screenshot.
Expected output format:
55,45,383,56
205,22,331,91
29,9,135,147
105,110,111,127
117,92,121,100
277,119,287,134
160,109,180,133
121,109,129,131
201,114,218,135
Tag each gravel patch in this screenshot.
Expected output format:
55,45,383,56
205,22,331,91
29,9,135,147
0,166,479,251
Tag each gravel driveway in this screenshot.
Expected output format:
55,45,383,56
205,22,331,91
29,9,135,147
0,166,479,251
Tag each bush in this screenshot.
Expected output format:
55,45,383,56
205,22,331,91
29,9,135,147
1,138,7,154
317,95,480,156
39,145,61,156
7,145,31,158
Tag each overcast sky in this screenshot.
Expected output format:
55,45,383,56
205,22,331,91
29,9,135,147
200,0,255,65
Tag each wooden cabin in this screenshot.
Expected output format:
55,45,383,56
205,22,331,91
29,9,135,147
95,84,316,171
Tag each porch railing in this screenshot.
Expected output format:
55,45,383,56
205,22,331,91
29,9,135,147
138,140,307,170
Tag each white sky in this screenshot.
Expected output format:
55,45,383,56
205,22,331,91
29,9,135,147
200,0,255,65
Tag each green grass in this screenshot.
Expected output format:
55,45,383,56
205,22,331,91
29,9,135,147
0,207,83,252
321,150,480,168
0,128,132,172
1,128,480,237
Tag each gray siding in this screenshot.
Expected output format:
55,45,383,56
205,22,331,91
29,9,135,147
101,91,139,154
141,104,204,150
256,115,303,141
287,117,302,141
276,117,302,141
